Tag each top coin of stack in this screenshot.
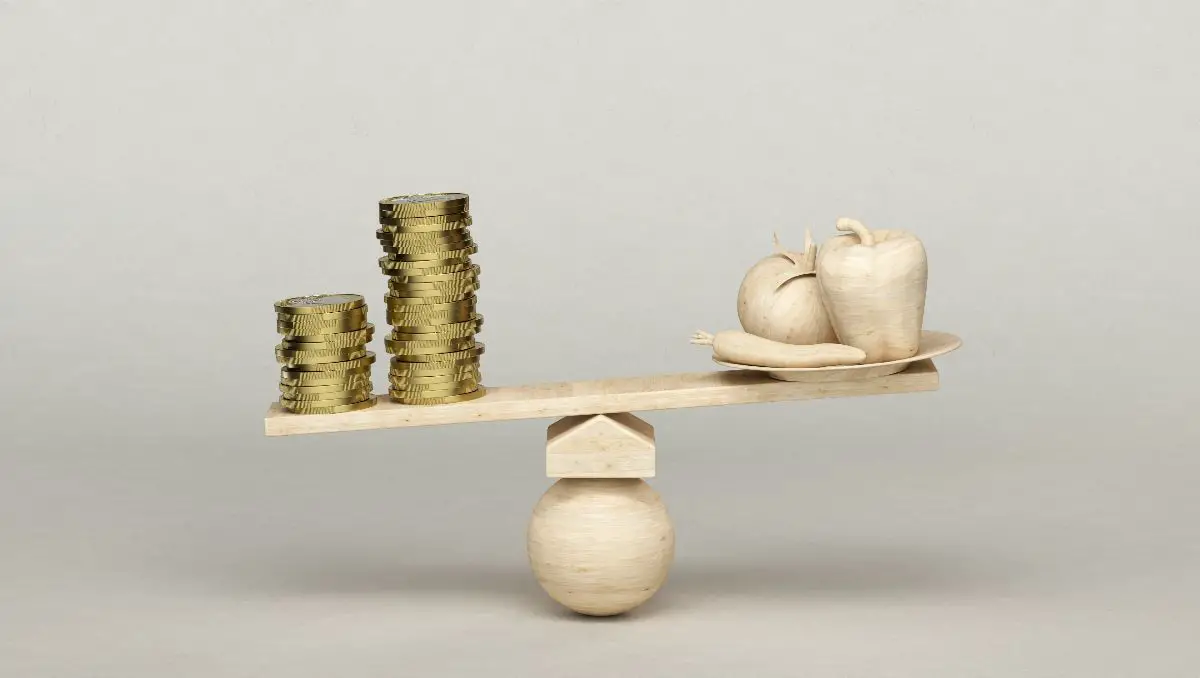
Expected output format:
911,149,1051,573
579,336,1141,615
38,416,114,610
275,293,378,414
376,193,485,405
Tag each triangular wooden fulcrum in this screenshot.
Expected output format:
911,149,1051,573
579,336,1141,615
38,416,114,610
545,412,655,478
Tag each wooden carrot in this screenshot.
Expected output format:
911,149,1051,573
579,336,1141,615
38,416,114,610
691,330,867,368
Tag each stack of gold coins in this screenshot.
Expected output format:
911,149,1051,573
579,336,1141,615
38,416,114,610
376,193,485,405
275,294,378,414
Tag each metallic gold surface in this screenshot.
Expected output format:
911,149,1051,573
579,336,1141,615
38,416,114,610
378,193,469,219
386,277,479,291
389,363,479,376
389,355,479,370
384,240,477,256
279,365,373,386
386,294,475,307
381,245,477,262
274,294,366,315
376,228,472,245
386,312,476,326
384,265,481,283
279,325,374,349
281,396,379,414
388,377,480,394
385,297,475,312
281,352,377,372
388,388,486,406
279,377,373,395
384,287,479,301
389,343,484,363
281,392,375,408
275,345,367,364
384,336,476,354
378,214,473,229
280,386,373,402
277,308,368,330
388,314,483,335
378,257,473,272
386,301,477,319
387,370,480,386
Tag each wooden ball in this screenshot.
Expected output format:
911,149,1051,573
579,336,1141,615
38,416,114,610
527,478,674,616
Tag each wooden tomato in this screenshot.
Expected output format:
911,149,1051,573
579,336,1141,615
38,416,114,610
736,231,837,345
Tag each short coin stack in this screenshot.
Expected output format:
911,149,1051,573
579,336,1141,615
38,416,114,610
275,294,378,414
376,193,485,405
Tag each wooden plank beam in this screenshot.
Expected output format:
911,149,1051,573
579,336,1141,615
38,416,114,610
264,360,939,437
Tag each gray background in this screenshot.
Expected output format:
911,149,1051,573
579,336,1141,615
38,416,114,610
2,1,1198,676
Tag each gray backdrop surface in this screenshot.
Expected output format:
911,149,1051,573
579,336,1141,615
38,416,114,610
1,1,1197,676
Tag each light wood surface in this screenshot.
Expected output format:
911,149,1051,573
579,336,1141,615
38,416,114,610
527,478,674,616
817,218,929,363
264,360,939,436
737,230,838,345
546,413,655,479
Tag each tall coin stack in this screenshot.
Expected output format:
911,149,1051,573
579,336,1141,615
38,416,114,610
376,193,486,405
275,294,378,414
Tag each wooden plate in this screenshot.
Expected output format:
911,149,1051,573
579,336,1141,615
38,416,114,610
713,330,962,383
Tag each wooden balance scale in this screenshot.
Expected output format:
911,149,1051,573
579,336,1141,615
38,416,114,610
263,333,956,617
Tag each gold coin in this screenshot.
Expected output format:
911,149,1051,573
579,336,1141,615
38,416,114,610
277,320,369,337
380,241,476,257
390,343,484,363
390,328,481,342
388,370,479,386
385,265,481,283
381,245,477,262
376,227,472,244
378,193,469,219
389,355,479,372
389,314,483,334
279,377,373,395
387,297,475,312
281,391,375,407
386,301,476,321
282,396,379,414
379,221,472,236
385,335,476,349
275,346,368,366
279,365,372,386
385,287,479,301
280,386,374,402
387,277,479,291
277,307,368,328
279,324,374,348
282,352,377,372
387,312,476,326
389,388,486,406
274,293,365,315
388,375,479,391
386,293,476,308
378,213,472,229
389,372,479,386
378,256,472,272
385,336,476,354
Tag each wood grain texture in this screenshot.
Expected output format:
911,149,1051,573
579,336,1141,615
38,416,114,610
527,478,674,616
264,360,939,436
546,413,655,479
737,230,837,345
817,218,929,363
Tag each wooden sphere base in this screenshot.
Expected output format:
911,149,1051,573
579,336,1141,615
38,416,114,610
528,477,675,616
